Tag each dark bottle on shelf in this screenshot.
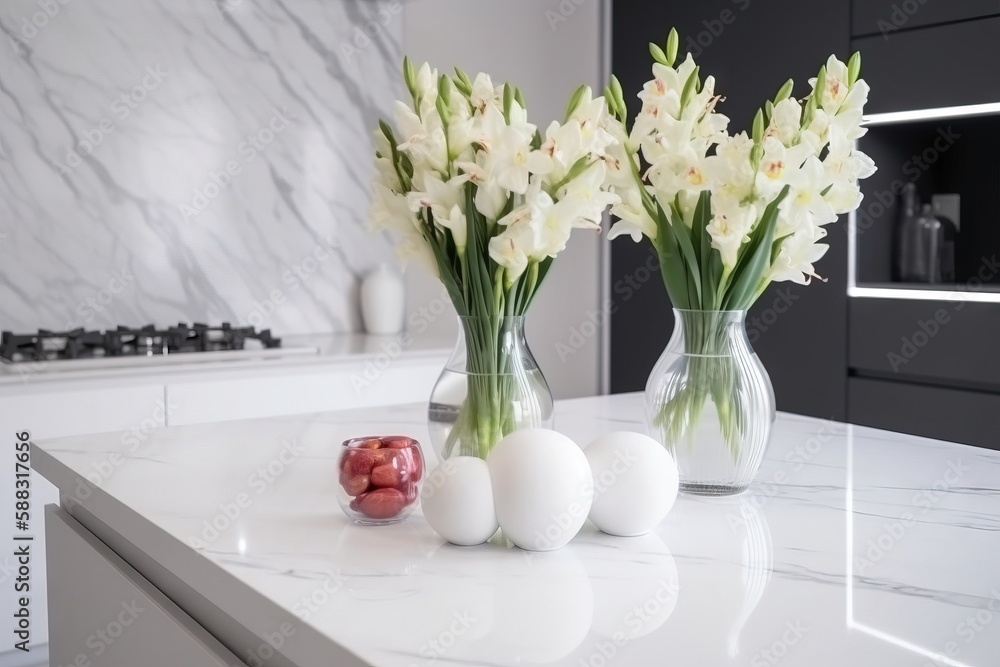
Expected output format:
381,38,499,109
899,203,951,283
894,183,920,281
932,203,957,283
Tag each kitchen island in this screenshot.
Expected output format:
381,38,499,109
32,394,1000,666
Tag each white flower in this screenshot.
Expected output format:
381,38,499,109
406,173,469,248
777,155,838,238
769,225,829,285
369,182,417,235
811,55,850,115
413,62,439,115
476,105,544,195
769,98,802,146
822,145,876,214
396,101,448,174
568,87,616,155
470,72,498,115
704,131,755,201
557,162,621,229
609,186,656,242
706,195,756,268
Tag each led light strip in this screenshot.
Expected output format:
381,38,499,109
862,101,1000,126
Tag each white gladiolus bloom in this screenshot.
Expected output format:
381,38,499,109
369,182,417,235
769,225,830,285
558,162,621,229
769,98,802,146
609,186,657,242
470,72,497,115
707,195,756,268
812,55,851,114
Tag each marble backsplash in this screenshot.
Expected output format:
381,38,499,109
0,0,402,334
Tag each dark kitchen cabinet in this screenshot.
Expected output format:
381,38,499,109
609,0,851,420
854,16,1000,113
849,297,1000,390
848,377,1000,450
851,0,1000,37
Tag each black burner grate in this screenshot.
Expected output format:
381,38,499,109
0,324,281,363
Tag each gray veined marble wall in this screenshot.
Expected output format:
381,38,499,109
0,0,402,335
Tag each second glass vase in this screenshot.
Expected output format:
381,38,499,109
428,316,553,460
645,309,775,496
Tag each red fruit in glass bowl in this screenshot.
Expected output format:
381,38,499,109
354,488,409,520
338,436,424,524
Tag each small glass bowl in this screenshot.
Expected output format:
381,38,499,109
336,436,424,525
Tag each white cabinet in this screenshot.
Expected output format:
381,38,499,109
167,357,442,426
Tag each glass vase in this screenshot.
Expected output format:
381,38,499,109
645,309,775,496
428,315,554,460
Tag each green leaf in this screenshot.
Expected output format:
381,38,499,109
435,95,451,124
402,56,417,101
665,28,679,66
653,202,690,309
611,75,629,121
649,42,668,65
453,66,473,96
667,204,702,307
848,51,862,86
437,75,452,107
724,185,790,310
752,108,764,143
775,78,794,103
691,191,717,310
679,66,700,109
814,65,827,105
565,83,587,121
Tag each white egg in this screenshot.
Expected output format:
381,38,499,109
420,457,499,546
488,428,593,552
585,431,678,537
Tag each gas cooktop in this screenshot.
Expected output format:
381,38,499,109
0,323,317,371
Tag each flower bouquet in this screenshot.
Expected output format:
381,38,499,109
368,59,621,459
601,30,875,492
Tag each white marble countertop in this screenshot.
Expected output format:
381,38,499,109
32,394,1000,666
